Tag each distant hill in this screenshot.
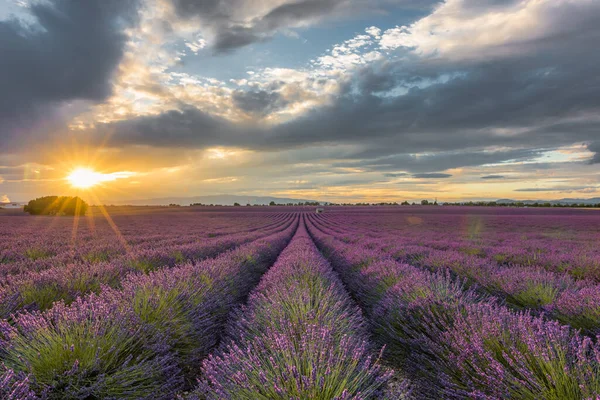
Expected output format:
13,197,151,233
111,195,321,206
0,201,24,208
497,197,600,205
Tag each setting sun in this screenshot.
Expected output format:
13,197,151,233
67,168,107,189
66,168,136,189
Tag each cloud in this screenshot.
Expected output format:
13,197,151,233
379,0,600,61
588,142,600,164
333,148,544,174
170,0,347,52
413,173,452,179
481,175,506,180
92,107,237,149
232,90,288,116
0,0,140,152
169,0,425,53
74,0,600,182
4,0,600,202
1,195,9,203
514,186,598,192
365,26,382,38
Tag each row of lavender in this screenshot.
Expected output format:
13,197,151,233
318,208,600,281
187,218,397,399
306,213,600,399
314,211,600,335
0,214,295,320
0,211,289,277
0,216,298,399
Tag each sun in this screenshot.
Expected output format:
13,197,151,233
66,168,137,189
67,168,106,189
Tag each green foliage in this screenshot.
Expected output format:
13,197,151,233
24,196,88,216
460,246,486,257
19,282,69,312
508,283,561,308
131,286,197,366
171,251,186,264
128,257,164,274
25,248,53,260
3,301,172,399
82,250,116,263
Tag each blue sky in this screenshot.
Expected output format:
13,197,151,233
0,0,599,203
172,6,429,82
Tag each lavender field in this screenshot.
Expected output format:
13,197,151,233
2,206,600,399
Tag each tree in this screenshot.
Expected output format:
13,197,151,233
421,199,429,206
24,196,88,216
269,201,276,206
233,202,241,206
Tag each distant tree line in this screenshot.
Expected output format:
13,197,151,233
269,201,321,206
24,196,88,216
190,202,323,207
187,200,600,208
442,201,600,208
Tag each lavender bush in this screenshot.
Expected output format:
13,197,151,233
0,215,298,398
307,212,600,398
1,206,599,399
0,214,294,319
195,220,395,399
309,211,600,335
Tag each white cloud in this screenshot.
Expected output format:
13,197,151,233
365,26,382,38
230,78,249,86
379,0,600,61
185,37,207,54
1,194,9,203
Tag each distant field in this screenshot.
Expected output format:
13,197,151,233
1,207,600,399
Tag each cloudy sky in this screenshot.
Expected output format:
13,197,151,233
1,0,599,203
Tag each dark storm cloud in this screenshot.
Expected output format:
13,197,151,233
481,175,506,180
94,107,237,149
261,0,342,29
284,58,600,150
413,173,452,179
331,149,544,174
232,90,288,116
171,0,344,53
588,142,600,164
0,0,139,152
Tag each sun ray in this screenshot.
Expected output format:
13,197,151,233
88,191,131,254
70,197,83,253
